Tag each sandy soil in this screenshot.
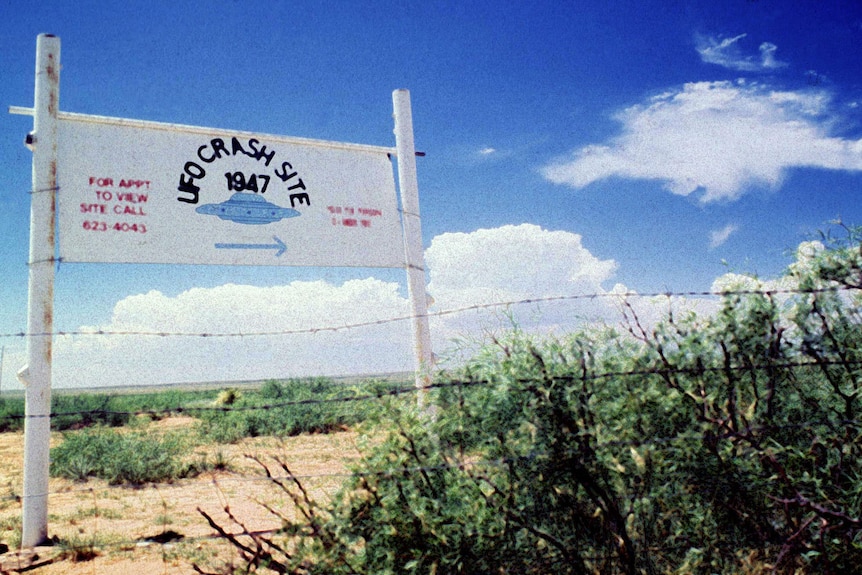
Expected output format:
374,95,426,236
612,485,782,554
0,416,362,574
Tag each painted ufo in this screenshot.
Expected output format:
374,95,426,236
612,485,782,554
195,193,301,225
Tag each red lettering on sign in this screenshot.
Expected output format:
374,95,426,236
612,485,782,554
80,203,106,214
82,221,147,233
119,179,151,189
329,205,383,229
114,205,146,216
117,193,149,203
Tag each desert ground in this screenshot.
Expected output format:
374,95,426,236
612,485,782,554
0,416,360,574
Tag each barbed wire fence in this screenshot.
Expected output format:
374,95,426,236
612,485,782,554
0,282,859,572
0,284,846,341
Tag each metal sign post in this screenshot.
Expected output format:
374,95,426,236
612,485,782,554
22,33,60,548
393,90,435,400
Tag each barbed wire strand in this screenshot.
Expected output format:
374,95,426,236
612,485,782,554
0,356,857,423
2,410,859,506
27,185,60,195
0,358,856,504
0,284,857,341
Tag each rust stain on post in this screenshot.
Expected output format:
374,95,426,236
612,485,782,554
44,158,57,361
47,160,57,245
42,306,53,365
46,55,58,116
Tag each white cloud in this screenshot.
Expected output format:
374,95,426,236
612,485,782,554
424,224,625,351
696,33,787,72
541,80,862,202
758,42,784,70
53,279,415,388
709,224,738,248
426,224,617,304
478,147,496,155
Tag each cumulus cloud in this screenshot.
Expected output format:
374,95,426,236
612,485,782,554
52,278,416,389
696,33,787,72
709,224,738,248
423,224,627,351
426,224,617,305
541,80,862,202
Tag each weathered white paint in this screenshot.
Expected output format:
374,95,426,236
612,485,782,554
22,33,59,548
393,90,435,396
51,115,404,267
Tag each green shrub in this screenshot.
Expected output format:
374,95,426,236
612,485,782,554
0,388,227,433
0,393,129,432
50,427,194,485
52,394,130,430
200,226,862,575
0,379,398,439
196,377,406,443
0,398,25,433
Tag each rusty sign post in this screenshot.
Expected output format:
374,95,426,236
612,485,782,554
21,33,60,548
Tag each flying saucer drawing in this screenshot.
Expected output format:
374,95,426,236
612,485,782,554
195,192,301,225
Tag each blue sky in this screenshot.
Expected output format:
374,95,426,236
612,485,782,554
2,1,862,388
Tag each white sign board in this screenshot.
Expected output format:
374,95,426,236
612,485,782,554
57,116,405,267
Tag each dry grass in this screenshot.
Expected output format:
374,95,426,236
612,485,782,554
0,416,362,574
